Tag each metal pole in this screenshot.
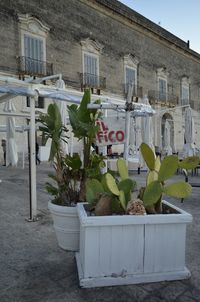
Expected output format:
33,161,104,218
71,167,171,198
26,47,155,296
123,84,134,162
101,109,108,173
29,96,37,220
26,117,32,221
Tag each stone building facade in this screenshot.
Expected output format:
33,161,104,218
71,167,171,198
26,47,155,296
0,0,200,161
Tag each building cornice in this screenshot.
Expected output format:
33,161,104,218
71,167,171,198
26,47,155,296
80,0,200,62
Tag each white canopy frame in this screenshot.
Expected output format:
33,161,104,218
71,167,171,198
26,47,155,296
0,76,155,221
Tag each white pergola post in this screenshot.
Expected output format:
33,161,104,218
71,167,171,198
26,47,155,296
123,84,134,162
29,96,37,220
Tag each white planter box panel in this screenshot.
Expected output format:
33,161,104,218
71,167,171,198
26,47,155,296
76,201,192,288
144,223,186,273
81,225,144,279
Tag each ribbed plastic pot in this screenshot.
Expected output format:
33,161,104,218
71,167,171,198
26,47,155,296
48,201,79,251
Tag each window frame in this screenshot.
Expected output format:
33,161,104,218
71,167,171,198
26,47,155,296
156,68,168,102
124,54,139,95
181,77,190,106
158,77,167,101
82,51,99,77
18,15,49,111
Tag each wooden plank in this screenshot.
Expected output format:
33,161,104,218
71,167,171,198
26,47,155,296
77,265,191,288
144,224,186,273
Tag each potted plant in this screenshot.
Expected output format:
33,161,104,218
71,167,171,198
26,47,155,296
76,143,199,287
39,89,104,251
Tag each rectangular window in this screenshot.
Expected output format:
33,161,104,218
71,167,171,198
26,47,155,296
24,35,44,74
26,96,45,109
125,67,136,94
181,86,189,106
83,53,98,87
159,78,167,101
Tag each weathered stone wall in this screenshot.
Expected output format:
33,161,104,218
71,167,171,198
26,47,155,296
0,0,200,98
0,0,200,155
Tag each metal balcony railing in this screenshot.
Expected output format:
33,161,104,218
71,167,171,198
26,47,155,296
148,90,178,107
123,84,143,98
17,56,53,77
80,73,106,90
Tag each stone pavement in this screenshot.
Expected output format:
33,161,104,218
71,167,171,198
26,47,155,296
0,163,200,302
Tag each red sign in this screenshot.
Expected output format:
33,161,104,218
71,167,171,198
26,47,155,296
96,118,125,146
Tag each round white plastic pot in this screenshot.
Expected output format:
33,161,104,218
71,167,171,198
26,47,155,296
48,201,79,251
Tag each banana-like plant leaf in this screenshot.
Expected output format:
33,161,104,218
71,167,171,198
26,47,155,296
143,180,162,206
178,156,200,170
163,182,192,198
140,143,155,170
158,155,178,182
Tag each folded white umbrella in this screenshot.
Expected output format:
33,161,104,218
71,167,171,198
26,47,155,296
55,79,69,155
183,106,195,156
163,120,172,155
3,100,18,166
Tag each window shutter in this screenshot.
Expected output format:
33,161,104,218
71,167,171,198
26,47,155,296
24,35,44,74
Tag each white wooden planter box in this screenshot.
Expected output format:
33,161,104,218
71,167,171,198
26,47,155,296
76,201,192,288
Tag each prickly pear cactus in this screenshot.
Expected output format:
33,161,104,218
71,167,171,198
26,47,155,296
139,143,198,214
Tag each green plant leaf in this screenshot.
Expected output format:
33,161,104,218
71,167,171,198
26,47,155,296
178,156,200,170
117,158,128,180
140,143,155,170
147,170,158,185
118,178,135,194
105,173,120,196
154,156,161,172
119,190,126,211
158,155,178,182
143,180,163,206
64,154,82,170
163,182,192,198
86,179,104,204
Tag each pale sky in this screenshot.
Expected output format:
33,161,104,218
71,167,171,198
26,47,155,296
118,0,200,54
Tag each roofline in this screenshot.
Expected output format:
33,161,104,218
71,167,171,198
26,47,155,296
94,0,200,59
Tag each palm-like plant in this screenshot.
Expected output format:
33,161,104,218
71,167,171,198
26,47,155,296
68,89,104,200
39,90,105,205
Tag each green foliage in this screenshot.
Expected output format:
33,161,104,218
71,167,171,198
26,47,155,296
143,181,163,207
163,182,192,198
140,143,155,170
158,155,178,182
85,158,136,215
105,173,120,196
139,143,198,214
39,103,68,161
178,156,200,170
117,158,128,180
39,90,105,206
147,170,158,185
86,179,104,204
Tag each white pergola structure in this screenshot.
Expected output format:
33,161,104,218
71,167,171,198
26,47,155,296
0,75,154,221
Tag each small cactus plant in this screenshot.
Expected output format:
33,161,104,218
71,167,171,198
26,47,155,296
86,158,136,215
139,143,199,214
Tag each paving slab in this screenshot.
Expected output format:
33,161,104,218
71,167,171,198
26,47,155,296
0,163,200,302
